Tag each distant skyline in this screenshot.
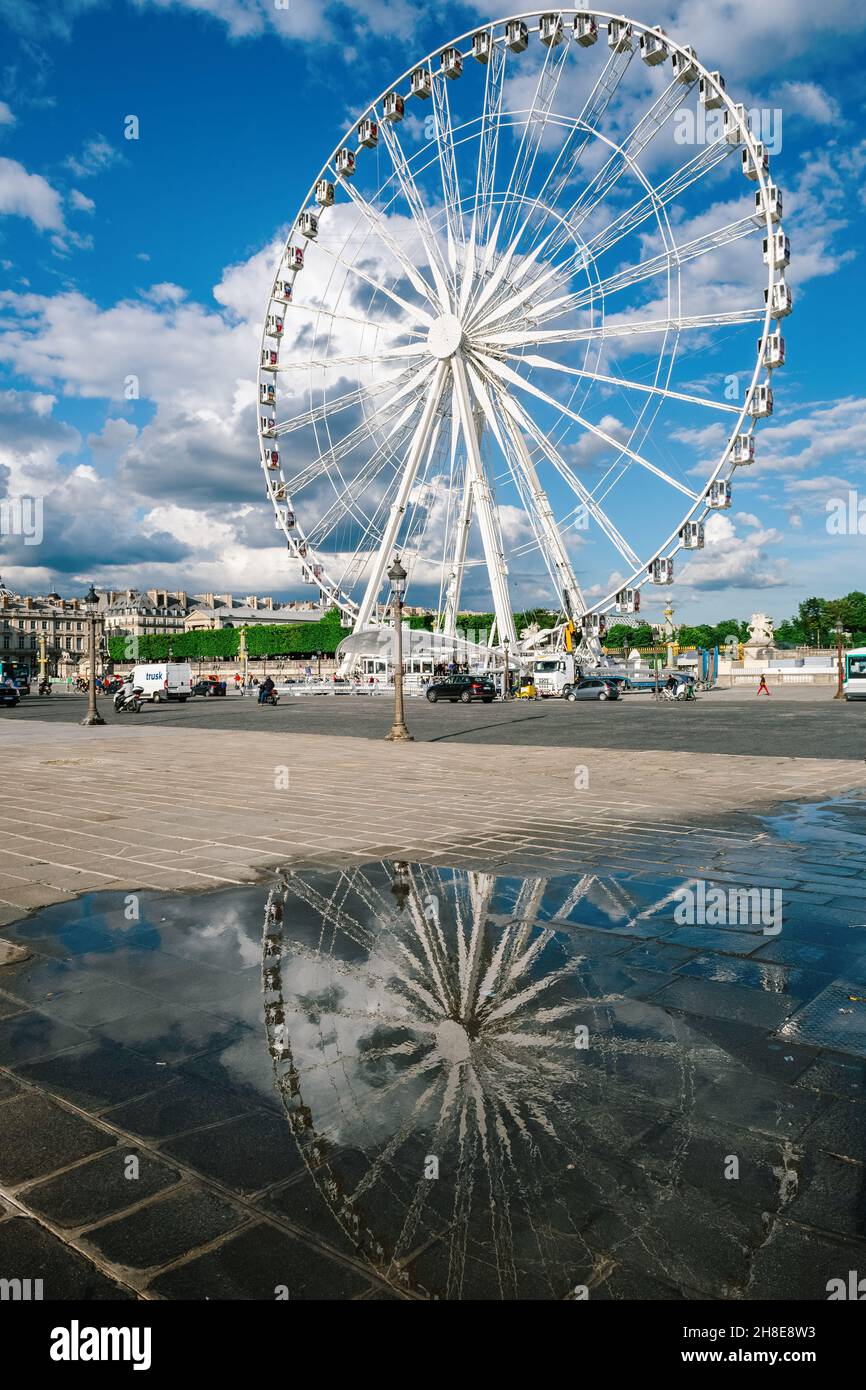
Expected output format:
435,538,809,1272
1,0,865,627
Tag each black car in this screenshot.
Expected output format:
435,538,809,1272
192,678,227,697
426,674,496,704
0,684,21,707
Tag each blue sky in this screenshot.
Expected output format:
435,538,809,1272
1,0,865,626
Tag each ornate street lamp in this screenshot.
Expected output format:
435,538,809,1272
832,622,850,700
502,636,510,700
385,555,413,743
81,583,104,727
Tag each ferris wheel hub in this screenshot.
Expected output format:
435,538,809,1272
427,312,464,360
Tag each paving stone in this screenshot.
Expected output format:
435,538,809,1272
159,1111,303,1196
0,1010,90,1066
656,976,802,1030
103,1075,257,1140
0,1215,134,1300
800,1097,866,1160
0,1072,22,1102
23,1146,181,1228
90,1005,250,1065
0,1092,115,1185
149,1220,369,1299
84,1185,247,1270
787,1152,866,1239
664,926,768,955
16,1038,175,1112
795,1053,866,1101
745,1222,866,1300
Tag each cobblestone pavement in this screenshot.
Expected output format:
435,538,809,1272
1,721,865,1299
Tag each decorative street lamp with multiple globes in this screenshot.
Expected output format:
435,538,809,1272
81,583,105,727
385,555,413,743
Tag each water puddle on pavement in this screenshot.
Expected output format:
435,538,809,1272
3,805,866,1299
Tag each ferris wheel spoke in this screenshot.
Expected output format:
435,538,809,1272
494,388,641,569
476,351,698,501
469,35,505,258
312,237,435,328
275,343,427,371
430,69,465,282
452,352,517,647
533,216,760,325
351,360,449,636
378,120,454,308
339,178,439,307
553,74,698,253
523,45,635,261
584,138,733,265
273,364,425,437
486,306,766,350
497,31,573,250
283,373,430,494
514,352,740,414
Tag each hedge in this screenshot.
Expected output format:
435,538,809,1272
108,608,345,664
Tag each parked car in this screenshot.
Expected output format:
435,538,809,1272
426,674,496,704
192,678,227,697
0,685,21,708
565,678,620,702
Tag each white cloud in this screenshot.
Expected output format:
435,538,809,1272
0,101,15,128
776,80,841,125
65,134,119,179
0,156,65,231
69,188,95,213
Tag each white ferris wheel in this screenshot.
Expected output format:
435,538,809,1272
257,10,789,662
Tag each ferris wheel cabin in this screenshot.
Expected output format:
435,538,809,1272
299,211,318,240
708,480,732,509
699,71,725,107
754,184,782,224
731,434,755,466
315,180,335,207
471,30,493,62
574,13,598,46
649,557,674,585
766,279,792,317
763,230,790,268
357,118,378,148
742,142,769,181
383,92,405,122
725,103,749,143
639,26,667,64
671,45,698,83
749,384,773,418
539,13,564,46
336,148,356,176
680,521,705,548
761,333,785,368
505,20,529,52
259,383,275,408
410,67,432,99
615,588,641,614
440,46,463,77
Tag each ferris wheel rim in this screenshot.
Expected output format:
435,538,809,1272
257,9,785,640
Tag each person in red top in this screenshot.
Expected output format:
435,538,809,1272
757,675,771,696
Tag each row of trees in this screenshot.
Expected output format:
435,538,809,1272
107,592,866,666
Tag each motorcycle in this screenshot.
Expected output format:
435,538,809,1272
260,689,280,706
114,684,144,714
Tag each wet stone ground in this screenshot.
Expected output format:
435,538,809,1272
0,795,865,1300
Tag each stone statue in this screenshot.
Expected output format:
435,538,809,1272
744,612,775,657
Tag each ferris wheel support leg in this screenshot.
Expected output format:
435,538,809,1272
349,361,448,646
442,453,475,642
451,352,518,651
500,411,587,623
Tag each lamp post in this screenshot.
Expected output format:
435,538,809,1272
81,584,104,727
833,622,849,700
502,637,510,700
37,631,48,694
386,554,413,743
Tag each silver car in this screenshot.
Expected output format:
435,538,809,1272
565,679,620,702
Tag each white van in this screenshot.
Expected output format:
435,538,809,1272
131,662,192,703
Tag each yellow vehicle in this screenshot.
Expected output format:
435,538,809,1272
515,678,537,699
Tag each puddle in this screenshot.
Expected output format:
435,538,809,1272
3,818,866,1299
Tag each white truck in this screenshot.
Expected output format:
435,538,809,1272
532,654,582,697
131,662,192,703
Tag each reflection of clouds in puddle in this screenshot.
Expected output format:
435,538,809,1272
261,864,725,1299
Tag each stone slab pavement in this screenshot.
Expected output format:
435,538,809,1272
0,720,865,922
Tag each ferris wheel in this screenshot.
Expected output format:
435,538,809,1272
257,10,789,657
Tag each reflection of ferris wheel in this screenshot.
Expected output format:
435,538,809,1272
262,863,727,1299
257,11,789,654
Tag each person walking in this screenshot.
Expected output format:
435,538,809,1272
757,674,771,696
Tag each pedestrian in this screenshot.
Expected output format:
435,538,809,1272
757,674,771,696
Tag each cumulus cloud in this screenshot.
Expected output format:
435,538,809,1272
0,101,15,128
0,156,65,231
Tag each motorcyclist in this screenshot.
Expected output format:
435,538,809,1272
258,675,276,706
